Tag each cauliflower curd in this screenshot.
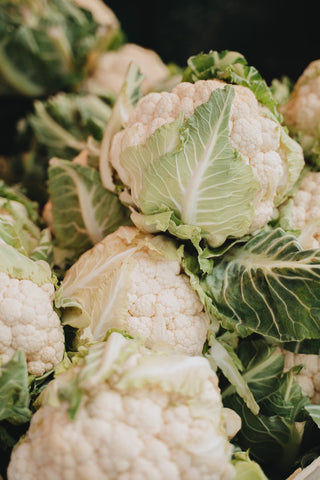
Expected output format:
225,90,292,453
83,43,172,96
281,60,320,162
283,350,320,404
7,333,238,480
286,171,320,249
56,226,209,355
0,272,64,376
110,79,303,235
123,248,209,354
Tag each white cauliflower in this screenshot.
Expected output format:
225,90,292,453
83,43,174,97
109,78,304,246
56,226,210,355
282,349,320,404
8,333,239,480
283,171,320,249
72,0,120,31
0,272,64,376
281,60,320,163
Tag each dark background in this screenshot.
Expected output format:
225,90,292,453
1,0,318,156
106,0,318,84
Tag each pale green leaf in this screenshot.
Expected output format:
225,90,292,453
48,158,131,261
305,405,320,428
0,242,52,286
99,62,144,191
0,352,31,424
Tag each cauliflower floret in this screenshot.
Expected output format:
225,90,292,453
279,60,320,165
72,0,120,31
288,171,320,248
8,334,238,480
110,79,295,234
282,349,320,404
0,272,64,376
281,60,320,156
123,251,209,355
82,43,172,96
59,226,209,355
124,249,209,354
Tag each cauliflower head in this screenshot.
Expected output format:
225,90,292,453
72,0,120,31
282,171,320,249
0,272,64,376
109,78,304,247
8,333,238,480
56,226,210,355
83,43,172,97
281,60,320,165
283,349,320,404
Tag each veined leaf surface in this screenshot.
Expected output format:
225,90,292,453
201,228,320,341
122,85,258,247
48,159,130,259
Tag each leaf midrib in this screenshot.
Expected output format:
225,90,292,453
181,88,233,225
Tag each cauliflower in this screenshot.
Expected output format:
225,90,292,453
281,171,320,249
0,181,44,258
109,75,304,247
56,226,210,355
282,349,320,404
281,60,320,165
0,241,65,376
72,0,120,32
0,272,64,376
0,0,119,98
7,333,239,480
83,43,173,97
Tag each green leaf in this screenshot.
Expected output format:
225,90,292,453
0,196,41,256
0,242,52,286
183,50,247,82
223,339,284,403
305,405,320,428
225,394,304,476
0,217,25,253
283,339,320,355
207,336,259,415
28,368,55,406
28,93,112,162
0,180,39,222
277,128,306,206
232,451,268,480
125,85,258,248
30,228,54,266
0,352,32,425
270,76,293,106
260,369,310,421
183,50,281,121
99,62,144,191
0,0,119,97
48,158,131,262
200,228,320,341
120,114,183,205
